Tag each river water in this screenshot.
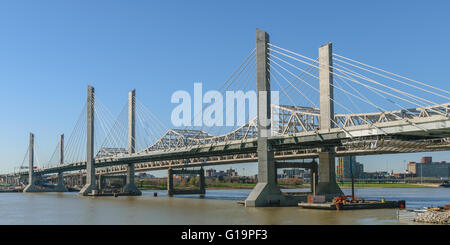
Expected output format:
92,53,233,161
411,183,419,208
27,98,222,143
1,187,449,225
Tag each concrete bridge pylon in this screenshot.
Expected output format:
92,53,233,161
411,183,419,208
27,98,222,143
245,29,303,207
55,134,68,192
122,89,142,195
316,42,343,200
79,85,99,196
23,133,39,192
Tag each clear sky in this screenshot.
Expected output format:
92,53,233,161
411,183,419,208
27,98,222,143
0,0,449,175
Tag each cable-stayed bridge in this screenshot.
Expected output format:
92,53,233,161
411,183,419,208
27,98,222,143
1,29,450,206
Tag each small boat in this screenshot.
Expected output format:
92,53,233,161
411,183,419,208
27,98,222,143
439,181,450,188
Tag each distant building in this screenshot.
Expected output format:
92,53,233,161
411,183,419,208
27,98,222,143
407,157,450,178
336,156,364,180
391,172,415,178
226,168,238,177
205,168,238,177
205,169,216,177
421,156,432,164
137,173,155,178
279,169,303,179
362,171,390,179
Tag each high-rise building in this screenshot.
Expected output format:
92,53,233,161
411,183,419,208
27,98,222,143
336,156,364,180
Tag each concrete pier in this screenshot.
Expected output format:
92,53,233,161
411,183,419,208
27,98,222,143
55,134,68,192
79,86,98,196
316,43,343,200
23,133,39,192
167,168,205,197
122,89,142,195
317,151,343,200
245,29,305,207
167,168,173,196
274,160,318,194
99,175,126,190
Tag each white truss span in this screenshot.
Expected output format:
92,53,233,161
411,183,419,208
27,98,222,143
275,103,450,134
140,119,258,153
129,103,450,154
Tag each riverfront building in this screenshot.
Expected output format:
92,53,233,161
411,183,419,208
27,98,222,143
278,169,310,179
407,157,450,179
205,168,238,178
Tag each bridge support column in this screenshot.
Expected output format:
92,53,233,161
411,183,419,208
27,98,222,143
167,168,205,196
80,86,98,196
310,161,318,195
245,29,302,207
54,134,68,192
54,171,68,192
167,168,173,197
315,42,343,201
20,175,26,186
317,151,343,200
24,133,39,192
122,89,142,196
199,167,205,197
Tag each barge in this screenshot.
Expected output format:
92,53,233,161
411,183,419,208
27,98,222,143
299,200,405,210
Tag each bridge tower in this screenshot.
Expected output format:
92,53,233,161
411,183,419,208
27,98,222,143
122,89,142,195
317,43,344,200
245,29,300,207
79,85,98,196
55,134,68,192
23,133,39,192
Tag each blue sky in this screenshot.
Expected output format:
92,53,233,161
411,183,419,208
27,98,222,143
0,0,449,175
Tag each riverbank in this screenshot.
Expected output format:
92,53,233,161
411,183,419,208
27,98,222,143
338,183,437,188
413,210,450,224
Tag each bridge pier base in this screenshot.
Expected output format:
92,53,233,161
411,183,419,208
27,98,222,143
245,157,307,207
54,171,68,192
167,168,205,197
122,163,142,196
24,174,49,192
317,151,343,201
79,179,98,196
23,183,39,192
